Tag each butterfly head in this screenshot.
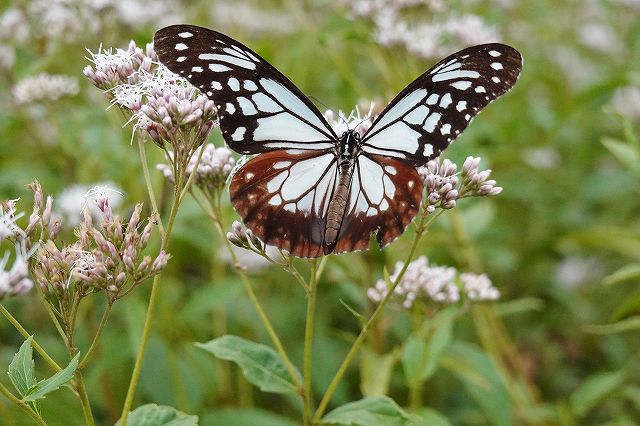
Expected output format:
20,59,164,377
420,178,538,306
338,130,362,163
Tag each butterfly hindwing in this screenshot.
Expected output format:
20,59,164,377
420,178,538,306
229,149,338,258
153,25,337,154
332,155,423,254
362,43,522,166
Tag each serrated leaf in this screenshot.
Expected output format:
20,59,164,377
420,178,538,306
569,371,626,417
7,336,36,397
321,396,412,426
115,404,198,426
23,352,80,402
196,335,300,395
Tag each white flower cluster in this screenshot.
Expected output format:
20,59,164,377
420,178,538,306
343,0,499,59
84,41,157,91
0,200,24,242
55,182,123,228
610,86,640,121
367,256,500,308
210,1,299,35
12,73,79,105
157,144,235,191
0,245,33,301
323,103,376,137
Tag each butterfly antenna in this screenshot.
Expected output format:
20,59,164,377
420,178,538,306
309,95,349,129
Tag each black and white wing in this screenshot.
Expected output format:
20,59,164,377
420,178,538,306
153,24,338,153
361,43,522,166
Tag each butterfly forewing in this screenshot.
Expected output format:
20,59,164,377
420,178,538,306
362,43,522,166
153,25,337,154
229,149,338,258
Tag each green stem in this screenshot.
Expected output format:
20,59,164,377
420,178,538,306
79,301,114,370
0,303,62,372
74,371,95,426
0,382,47,426
120,172,184,425
209,208,302,390
313,211,442,422
137,136,165,238
303,260,319,425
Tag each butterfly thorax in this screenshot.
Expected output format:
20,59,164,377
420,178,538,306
324,130,361,253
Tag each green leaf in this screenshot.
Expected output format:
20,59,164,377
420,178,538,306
7,336,36,397
603,264,640,286
360,347,398,397
411,407,451,426
569,371,626,417
321,396,412,426
402,308,455,384
339,298,366,326
583,317,640,334
202,408,297,426
401,336,426,384
23,352,80,402
196,335,300,395
494,298,545,317
115,404,198,426
601,137,640,175
442,342,511,426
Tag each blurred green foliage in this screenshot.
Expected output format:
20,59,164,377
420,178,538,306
1,0,640,424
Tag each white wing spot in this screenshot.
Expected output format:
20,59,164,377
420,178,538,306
252,92,282,113
228,77,240,91
244,80,258,91
439,93,452,108
475,86,486,93
268,194,283,206
245,172,254,180
404,105,429,125
440,123,451,135
178,32,193,38
464,114,471,121
206,91,212,96
199,53,256,70
211,81,222,90
232,127,246,141
492,76,501,83
489,50,501,57
456,101,467,111
273,161,291,169
426,94,439,105
226,103,235,114
191,66,203,73
238,97,257,115
209,63,231,72
451,81,472,90
424,113,441,133
380,199,389,211
491,62,503,70
174,43,187,51
383,175,396,198
423,144,433,157
385,165,397,175
433,70,480,82
177,56,187,62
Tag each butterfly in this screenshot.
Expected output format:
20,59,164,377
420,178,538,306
154,25,522,258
